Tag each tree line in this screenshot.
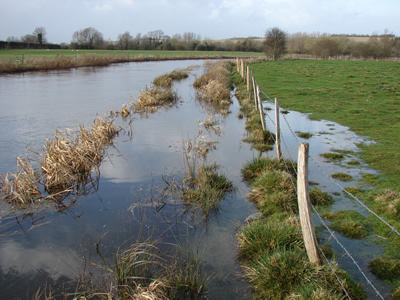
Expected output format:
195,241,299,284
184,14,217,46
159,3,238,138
3,26,400,59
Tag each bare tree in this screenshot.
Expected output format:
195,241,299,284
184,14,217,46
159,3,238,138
33,27,47,45
118,31,133,50
72,27,104,49
21,34,37,44
264,27,287,60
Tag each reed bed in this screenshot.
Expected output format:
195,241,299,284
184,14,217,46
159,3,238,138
41,117,119,193
74,238,209,299
193,61,233,114
0,157,41,204
134,86,177,109
153,70,189,88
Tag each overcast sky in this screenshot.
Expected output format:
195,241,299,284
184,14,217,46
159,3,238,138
0,0,398,44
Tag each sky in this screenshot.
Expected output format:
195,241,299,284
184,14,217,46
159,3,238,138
0,0,399,44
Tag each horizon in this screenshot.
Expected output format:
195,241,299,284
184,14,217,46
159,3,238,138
1,0,399,44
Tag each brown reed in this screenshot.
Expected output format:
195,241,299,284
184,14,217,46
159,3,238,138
0,157,41,205
41,117,119,193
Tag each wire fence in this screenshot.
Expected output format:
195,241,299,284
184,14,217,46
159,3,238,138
236,58,398,299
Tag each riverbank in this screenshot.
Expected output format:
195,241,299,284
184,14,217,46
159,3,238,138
248,59,400,297
0,49,263,73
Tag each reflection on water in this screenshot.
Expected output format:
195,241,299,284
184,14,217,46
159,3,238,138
0,60,388,298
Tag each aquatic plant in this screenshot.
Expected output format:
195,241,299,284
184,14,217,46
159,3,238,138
331,172,354,182
184,163,233,219
309,188,334,206
153,70,189,88
135,86,177,108
0,157,41,205
322,210,370,239
297,131,313,139
193,61,233,114
41,117,120,193
369,255,400,281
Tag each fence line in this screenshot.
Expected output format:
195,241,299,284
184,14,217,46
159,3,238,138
235,58,396,298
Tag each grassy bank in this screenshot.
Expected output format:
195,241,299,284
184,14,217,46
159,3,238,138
249,59,400,296
0,49,263,73
233,71,365,299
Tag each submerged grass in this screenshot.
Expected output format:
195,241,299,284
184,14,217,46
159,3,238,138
75,238,209,299
184,163,233,219
322,210,371,239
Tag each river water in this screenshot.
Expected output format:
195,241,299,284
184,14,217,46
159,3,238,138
0,60,390,299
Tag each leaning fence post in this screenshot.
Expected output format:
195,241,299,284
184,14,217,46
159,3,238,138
297,143,321,265
257,86,266,131
275,98,282,161
252,72,257,109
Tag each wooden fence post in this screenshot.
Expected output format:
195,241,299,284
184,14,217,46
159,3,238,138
257,86,266,131
297,143,321,265
252,72,257,109
275,98,282,161
246,65,250,92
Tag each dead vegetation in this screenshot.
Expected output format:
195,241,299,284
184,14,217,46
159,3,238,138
193,61,233,114
0,117,120,205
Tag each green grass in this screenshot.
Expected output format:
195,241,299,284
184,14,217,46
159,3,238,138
250,60,400,190
309,188,334,207
297,131,313,139
0,49,264,61
322,210,371,239
184,163,233,219
331,172,354,182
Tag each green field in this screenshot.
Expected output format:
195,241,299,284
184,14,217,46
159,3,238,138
0,49,263,62
251,60,400,189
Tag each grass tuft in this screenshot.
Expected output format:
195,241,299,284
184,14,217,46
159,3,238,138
322,210,370,239
184,163,233,219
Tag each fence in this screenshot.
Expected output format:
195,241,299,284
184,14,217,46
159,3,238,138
236,58,400,299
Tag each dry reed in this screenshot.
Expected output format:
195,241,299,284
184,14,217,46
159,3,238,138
193,61,233,113
0,157,41,205
41,117,119,193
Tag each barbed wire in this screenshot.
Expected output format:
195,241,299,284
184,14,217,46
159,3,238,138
242,68,390,298
311,204,385,300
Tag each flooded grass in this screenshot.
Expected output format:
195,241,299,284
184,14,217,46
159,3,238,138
322,210,371,239
297,131,313,139
309,187,334,207
251,60,400,296
331,172,354,182
233,68,366,299
184,163,233,219
320,152,345,161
